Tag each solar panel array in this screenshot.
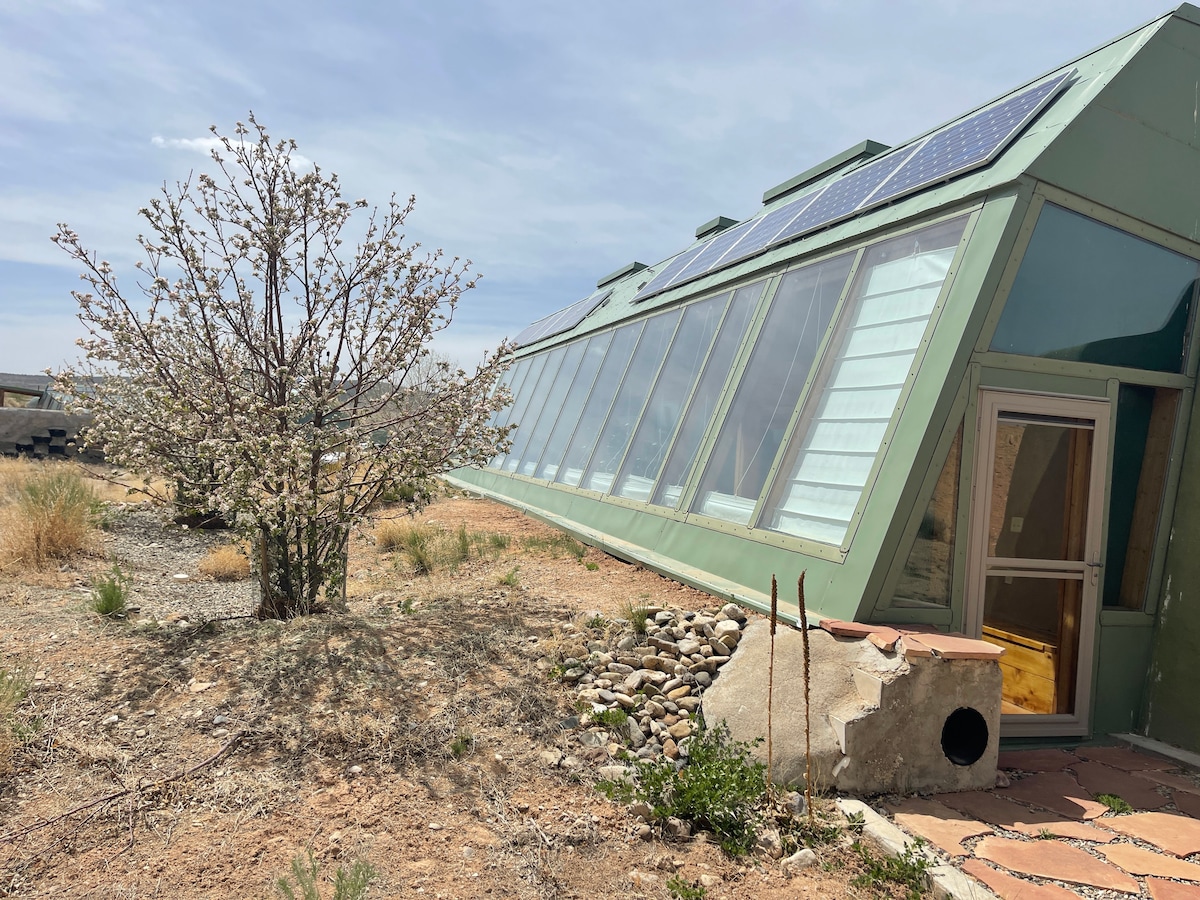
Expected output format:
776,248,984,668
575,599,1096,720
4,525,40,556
514,290,611,347
633,69,1074,303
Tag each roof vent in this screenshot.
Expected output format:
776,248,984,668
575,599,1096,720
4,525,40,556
763,140,890,205
596,260,648,289
695,216,739,240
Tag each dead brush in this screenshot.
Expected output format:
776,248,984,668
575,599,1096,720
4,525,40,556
198,542,252,581
0,462,99,571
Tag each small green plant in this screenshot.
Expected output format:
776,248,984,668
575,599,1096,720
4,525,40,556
1096,793,1133,814
845,810,866,833
0,666,30,774
666,874,707,900
523,532,586,561
276,850,377,900
851,840,929,899
398,597,414,615
584,561,599,571
400,524,438,574
585,613,607,630
451,523,471,567
449,732,474,758
498,567,520,587
597,719,767,855
90,562,130,618
619,599,651,636
1038,828,1056,839
589,708,629,728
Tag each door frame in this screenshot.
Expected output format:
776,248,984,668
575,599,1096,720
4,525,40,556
966,389,1111,737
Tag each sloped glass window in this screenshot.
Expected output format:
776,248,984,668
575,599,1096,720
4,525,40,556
991,204,1199,372
555,322,644,487
510,341,587,476
533,332,613,481
765,216,967,544
582,310,681,493
652,281,763,508
612,294,728,501
501,346,566,472
691,252,855,524
488,356,536,468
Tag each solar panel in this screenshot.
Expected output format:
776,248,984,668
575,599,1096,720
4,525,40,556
867,70,1073,208
717,190,823,269
632,244,707,302
771,144,919,245
513,290,611,347
664,219,756,288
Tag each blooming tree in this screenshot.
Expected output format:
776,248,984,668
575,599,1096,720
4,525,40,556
53,116,513,619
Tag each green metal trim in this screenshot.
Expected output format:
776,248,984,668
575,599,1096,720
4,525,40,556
975,352,1193,389
1139,384,1193,618
597,261,648,289
762,140,890,205
695,216,739,239
1100,609,1159,627
977,365,1112,397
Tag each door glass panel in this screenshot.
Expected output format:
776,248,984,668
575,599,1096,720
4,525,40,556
613,294,727,501
991,203,1200,372
652,281,762,508
691,252,854,524
533,332,613,481
582,310,681,493
555,322,643,487
987,419,1092,562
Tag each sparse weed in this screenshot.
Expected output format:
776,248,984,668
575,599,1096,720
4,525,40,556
584,613,607,630
619,599,651,636
498,567,520,588
449,732,474,758
90,562,130,618
276,850,377,900
198,542,251,581
523,532,586,561
666,874,707,900
597,720,767,856
0,666,29,776
1096,793,1133,814
373,519,408,553
378,520,509,573
851,839,929,899
589,708,629,729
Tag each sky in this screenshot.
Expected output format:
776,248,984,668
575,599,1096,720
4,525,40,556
0,0,1180,375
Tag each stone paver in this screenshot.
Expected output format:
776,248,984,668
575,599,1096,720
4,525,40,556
1174,790,1200,819
935,789,1116,841
1147,877,1200,899
1136,768,1200,797
1072,760,1172,810
997,749,1080,772
1105,812,1200,857
997,772,1111,820
1100,842,1200,880
883,797,992,857
974,836,1140,893
960,859,1084,899
912,632,1007,659
1077,746,1177,771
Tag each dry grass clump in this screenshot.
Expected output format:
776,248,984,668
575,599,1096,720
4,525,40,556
375,519,510,574
0,460,98,571
198,542,252,581
0,666,29,776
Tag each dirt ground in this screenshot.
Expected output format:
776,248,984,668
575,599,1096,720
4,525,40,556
0,480,895,899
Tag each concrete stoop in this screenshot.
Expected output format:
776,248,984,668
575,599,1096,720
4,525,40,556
702,620,1002,795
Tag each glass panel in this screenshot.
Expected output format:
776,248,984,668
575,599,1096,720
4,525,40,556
510,342,587,476
691,253,855,524
1104,386,1179,609
766,217,968,544
652,281,762,508
991,203,1200,372
501,346,567,472
984,575,1082,715
488,356,537,468
555,322,643,487
612,294,728,501
987,421,1092,562
533,332,613,480
582,310,681,493
890,423,962,609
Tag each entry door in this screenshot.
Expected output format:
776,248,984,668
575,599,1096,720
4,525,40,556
967,391,1110,737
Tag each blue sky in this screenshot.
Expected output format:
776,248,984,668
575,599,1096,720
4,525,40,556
0,0,1177,374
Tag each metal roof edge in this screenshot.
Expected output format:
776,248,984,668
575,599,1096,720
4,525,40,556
762,139,890,205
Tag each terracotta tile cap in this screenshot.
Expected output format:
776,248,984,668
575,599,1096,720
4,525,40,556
996,772,1111,820
915,632,1006,660
1105,811,1200,857
1100,842,1200,880
1071,761,1171,810
1077,745,1178,771
974,835,1140,893
961,859,1088,899
883,797,992,857
998,749,1080,773
901,635,935,658
1147,877,1200,900
866,626,901,652
818,619,880,638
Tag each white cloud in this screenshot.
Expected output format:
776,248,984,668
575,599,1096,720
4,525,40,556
151,134,314,169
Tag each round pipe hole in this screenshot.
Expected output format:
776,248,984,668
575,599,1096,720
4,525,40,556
941,707,988,766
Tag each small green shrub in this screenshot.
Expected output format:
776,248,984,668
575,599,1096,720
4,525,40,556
851,840,929,899
524,532,586,561
1096,793,1133,814
597,720,767,855
449,732,474,758
584,613,607,630
498,567,520,587
584,561,599,571
277,851,377,900
589,708,629,729
90,563,130,618
666,874,707,900
619,600,650,636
